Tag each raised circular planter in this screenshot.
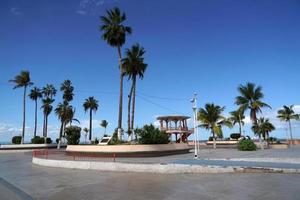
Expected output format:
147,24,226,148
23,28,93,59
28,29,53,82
66,143,192,157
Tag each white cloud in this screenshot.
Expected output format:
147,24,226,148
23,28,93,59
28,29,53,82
10,7,22,15
76,10,87,15
294,105,300,113
77,0,118,16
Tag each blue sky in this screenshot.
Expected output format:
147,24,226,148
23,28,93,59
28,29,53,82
1,0,300,142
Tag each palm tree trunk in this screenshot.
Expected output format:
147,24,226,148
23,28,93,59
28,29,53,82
288,120,293,145
44,115,48,144
45,115,48,137
131,77,137,133
117,46,123,140
127,81,134,136
63,122,66,137
34,99,37,137
42,113,45,138
238,122,242,135
59,121,63,139
21,86,27,144
212,131,216,149
89,109,92,141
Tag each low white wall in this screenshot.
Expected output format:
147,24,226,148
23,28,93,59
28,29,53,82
1,144,56,149
66,143,191,153
32,157,300,174
0,144,66,149
206,141,238,145
32,157,234,174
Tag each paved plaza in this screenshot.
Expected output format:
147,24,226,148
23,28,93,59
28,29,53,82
0,147,300,200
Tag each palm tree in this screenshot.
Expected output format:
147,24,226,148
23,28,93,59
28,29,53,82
83,97,99,141
9,71,33,144
277,105,300,143
235,82,271,129
29,87,42,137
198,103,232,149
42,84,56,137
100,120,109,135
60,80,74,104
41,98,54,141
55,103,69,140
252,117,275,148
252,118,275,140
229,109,245,135
42,84,57,100
123,43,148,135
100,7,132,139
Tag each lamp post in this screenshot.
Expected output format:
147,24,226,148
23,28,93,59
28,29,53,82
191,93,199,159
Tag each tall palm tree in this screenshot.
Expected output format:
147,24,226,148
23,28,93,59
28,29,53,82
41,84,56,138
55,103,70,140
229,109,245,135
198,103,232,149
60,80,74,104
123,43,148,135
29,87,42,137
9,71,33,144
277,105,300,142
42,84,57,100
100,120,109,135
235,82,271,130
41,98,54,140
83,97,99,141
100,7,132,139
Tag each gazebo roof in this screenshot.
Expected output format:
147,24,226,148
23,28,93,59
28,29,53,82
156,115,190,121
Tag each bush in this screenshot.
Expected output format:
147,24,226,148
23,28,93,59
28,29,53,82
31,136,44,144
230,133,241,140
137,124,170,144
12,136,22,144
56,138,60,144
31,136,52,144
208,136,214,141
268,137,277,143
238,140,256,151
65,126,81,145
91,138,99,145
46,137,52,144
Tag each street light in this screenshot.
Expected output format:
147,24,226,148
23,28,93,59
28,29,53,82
191,92,199,159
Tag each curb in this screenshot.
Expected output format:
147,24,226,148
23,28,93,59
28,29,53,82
32,157,300,174
207,158,300,164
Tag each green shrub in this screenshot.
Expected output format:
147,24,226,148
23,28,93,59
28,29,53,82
65,126,81,145
46,137,52,144
31,136,43,144
56,138,60,144
208,136,214,141
31,136,52,144
137,124,170,144
230,133,241,140
12,136,22,144
268,137,277,143
238,140,256,151
91,138,99,145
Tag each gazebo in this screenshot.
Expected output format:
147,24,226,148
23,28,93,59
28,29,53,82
156,115,193,143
